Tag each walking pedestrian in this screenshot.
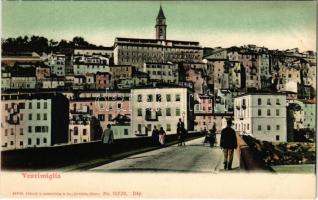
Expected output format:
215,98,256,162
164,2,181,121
177,118,185,146
152,126,160,146
209,124,217,147
159,127,166,146
101,124,114,158
220,119,237,170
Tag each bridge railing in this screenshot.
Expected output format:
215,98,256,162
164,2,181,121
1,131,204,170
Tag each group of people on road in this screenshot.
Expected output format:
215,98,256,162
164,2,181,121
151,126,166,146
151,118,187,146
101,118,237,171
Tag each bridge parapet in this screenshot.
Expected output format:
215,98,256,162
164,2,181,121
237,134,274,172
1,131,203,170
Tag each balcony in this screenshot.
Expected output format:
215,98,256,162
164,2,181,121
145,110,159,121
6,118,20,125
242,104,247,109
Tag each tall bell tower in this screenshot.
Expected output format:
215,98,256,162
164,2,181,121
155,5,167,40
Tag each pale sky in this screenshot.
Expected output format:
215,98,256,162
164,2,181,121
2,1,316,51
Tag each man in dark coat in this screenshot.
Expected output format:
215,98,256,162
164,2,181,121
177,118,186,146
152,126,160,146
220,119,237,170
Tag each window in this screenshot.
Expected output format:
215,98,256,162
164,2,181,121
108,114,112,121
5,129,8,136
166,124,171,131
267,125,271,131
37,102,41,109
258,98,262,105
10,128,13,135
276,109,280,116
276,99,280,105
10,141,14,146
28,126,32,133
98,114,105,121
29,114,32,120
157,108,162,116
29,102,32,109
267,109,271,116
247,124,250,130
83,129,87,135
44,102,47,109
166,108,171,116
276,135,280,141
42,126,48,132
137,95,142,102
276,125,280,130
258,109,262,116
20,114,23,121
43,138,47,144
138,124,142,132
166,94,171,102
258,125,262,131
28,138,32,145
175,94,181,101
43,113,47,120
36,138,40,145
147,95,153,102
74,139,78,144
147,124,152,132
138,108,142,116
156,94,161,102
176,108,181,116
74,127,78,135
35,126,42,133
19,103,25,109
5,104,8,110
37,113,41,120
242,99,246,106
267,99,271,105
124,129,128,135
20,128,23,135
20,141,23,146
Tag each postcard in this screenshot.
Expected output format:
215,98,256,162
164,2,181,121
0,1,316,199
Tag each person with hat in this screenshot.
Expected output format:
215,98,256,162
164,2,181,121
220,119,237,170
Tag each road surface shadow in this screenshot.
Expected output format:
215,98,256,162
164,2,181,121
93,168,213,173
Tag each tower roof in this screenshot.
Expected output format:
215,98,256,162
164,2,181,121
157,5,166,19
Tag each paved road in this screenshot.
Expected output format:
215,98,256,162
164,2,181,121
90,136,239,173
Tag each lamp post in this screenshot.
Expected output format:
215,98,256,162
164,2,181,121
182,111,185,126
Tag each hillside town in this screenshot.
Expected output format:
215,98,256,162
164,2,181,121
1,6,316,151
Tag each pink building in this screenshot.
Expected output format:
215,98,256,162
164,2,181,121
240,52,261,89
95,72,112,89
70,91,131,130
194,94,214,131
184,67,206,94
69,114,95,144
36,66,51,80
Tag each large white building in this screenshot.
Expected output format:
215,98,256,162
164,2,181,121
131,87,194,136
1,93,69,151
234,93,287,142
113,6,203,69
